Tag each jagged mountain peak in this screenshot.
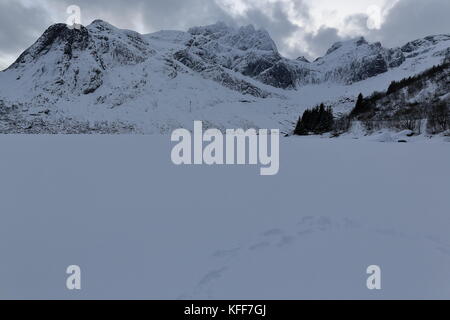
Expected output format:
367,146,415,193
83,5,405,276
188,21,277,53
188,21,263,36
296,56,310,63
324,37,373,56
188,21,231,35
89,19,112,27
172,21,287,89
311,36,408,84
87,19,121,33
7,23,90,70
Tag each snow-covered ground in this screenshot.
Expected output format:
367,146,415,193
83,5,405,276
0,135,449,299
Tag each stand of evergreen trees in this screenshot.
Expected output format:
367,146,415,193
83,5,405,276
294,104,334,135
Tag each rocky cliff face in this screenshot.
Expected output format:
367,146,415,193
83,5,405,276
172,26,449,88
310,37,406,84
172,22,296,90
8,21,155,97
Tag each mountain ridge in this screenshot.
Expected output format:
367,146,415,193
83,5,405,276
0,20,449,134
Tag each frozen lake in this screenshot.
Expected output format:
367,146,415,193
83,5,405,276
0,135,449,299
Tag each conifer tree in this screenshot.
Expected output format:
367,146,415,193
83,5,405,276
350,93,365,117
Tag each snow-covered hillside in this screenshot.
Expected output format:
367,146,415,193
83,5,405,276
0,20,449,134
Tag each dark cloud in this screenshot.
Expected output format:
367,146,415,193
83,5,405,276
0,0,51,56
303,27,348,58
66,0,304,52
43,0,232,31
1,0,449,70
290,0,450,58
368,0,450,47
231,2,302,49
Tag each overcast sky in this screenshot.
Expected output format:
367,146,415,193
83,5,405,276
1,0,449,70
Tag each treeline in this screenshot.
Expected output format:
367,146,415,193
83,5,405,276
293,60,450,136
386,63,449,95
347,92,449,134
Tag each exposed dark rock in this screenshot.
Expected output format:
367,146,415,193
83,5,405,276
9,24,90,69
258,62,297,89
296,56,310,63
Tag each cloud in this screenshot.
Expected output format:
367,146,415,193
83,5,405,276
303,27,348,58
224,1,303,47
367,0,450,47
42,0,232,32
0,0,52,56
0,0,449,70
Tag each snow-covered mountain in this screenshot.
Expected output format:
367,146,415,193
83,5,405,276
0,20,449,133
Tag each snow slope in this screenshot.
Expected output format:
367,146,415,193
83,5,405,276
0,135,449,299
0,21,449,134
